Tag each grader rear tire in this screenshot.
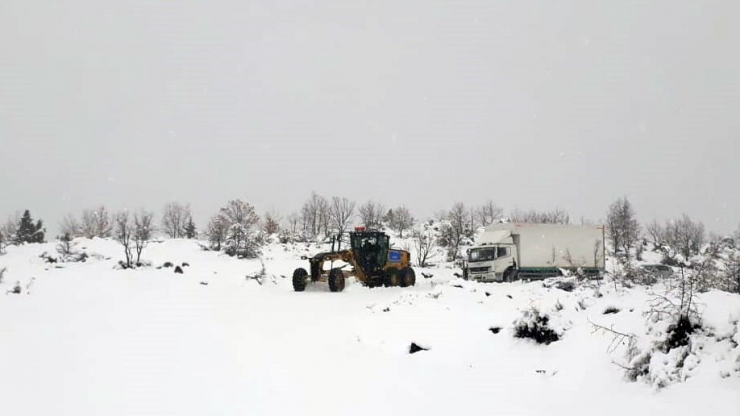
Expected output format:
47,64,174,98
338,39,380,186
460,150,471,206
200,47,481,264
328,269,345,292
293,268,308,292
401,267,416,287
385,269,402,287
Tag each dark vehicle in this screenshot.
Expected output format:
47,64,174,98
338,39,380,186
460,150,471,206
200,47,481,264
638,264,674,280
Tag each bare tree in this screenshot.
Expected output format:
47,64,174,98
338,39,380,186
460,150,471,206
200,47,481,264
287,212,300,235
183,216,197,239
645,220,664,247
82,206,112,238
413,227,438,267
161,202,191,238
722,251,740,294
205,215,228,251
59,213,82,238
606,197,640,257
263,209,282,235
300,192,330,238
476,201,503,227
440,203,473,261
318,197,332,238
217,199,262,258
330,197,356,235
133,210,155,264
670,214,706,259
658,215,706,260
388,206,415,238
358,200,386,230
1,212,21,244
114,211,134,268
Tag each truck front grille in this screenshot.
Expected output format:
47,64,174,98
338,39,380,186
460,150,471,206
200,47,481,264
470,266,490,273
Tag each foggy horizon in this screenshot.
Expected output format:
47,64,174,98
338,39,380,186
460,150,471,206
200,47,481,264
2,0,739,236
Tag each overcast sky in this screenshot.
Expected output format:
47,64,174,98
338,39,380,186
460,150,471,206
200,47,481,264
1,0,738,235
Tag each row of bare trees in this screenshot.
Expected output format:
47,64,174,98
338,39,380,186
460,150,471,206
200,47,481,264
286,192,417,241
605,196,709,262
645,215,706,259
4,196,737,272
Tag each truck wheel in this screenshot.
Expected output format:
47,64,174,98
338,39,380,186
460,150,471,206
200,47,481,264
293,268,308,292
401,267,416,287
503,268,518,283
328,269,345,292
385,269,401,287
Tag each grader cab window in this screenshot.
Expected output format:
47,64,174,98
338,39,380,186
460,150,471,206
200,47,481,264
351,232,390,271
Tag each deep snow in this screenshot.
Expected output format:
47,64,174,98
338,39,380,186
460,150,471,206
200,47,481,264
0,238,738,416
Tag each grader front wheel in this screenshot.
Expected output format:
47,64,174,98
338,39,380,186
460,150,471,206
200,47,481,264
293,268,308,292
328,269,346,292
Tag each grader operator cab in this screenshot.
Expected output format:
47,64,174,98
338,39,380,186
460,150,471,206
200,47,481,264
292,227,416,292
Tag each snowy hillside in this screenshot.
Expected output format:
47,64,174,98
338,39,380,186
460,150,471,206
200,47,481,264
0,238,739,416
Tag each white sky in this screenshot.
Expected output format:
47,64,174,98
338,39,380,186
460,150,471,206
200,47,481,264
1,0,739,234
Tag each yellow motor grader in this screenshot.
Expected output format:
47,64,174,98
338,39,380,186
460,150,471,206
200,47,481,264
292,227,416,292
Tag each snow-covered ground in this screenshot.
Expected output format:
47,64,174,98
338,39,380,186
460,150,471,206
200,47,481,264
1,239,738,415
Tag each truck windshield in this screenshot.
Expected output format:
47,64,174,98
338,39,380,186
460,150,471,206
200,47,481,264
468,247,496,262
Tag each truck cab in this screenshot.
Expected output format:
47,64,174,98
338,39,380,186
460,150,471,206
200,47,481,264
464,243,518,282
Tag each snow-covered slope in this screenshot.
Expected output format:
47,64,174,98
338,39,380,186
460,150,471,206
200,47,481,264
0,239,738,416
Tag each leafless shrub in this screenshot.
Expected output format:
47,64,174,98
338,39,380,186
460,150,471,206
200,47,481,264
513,307,560,344
645,245,719,333
56,232,76,257
587,317,642,377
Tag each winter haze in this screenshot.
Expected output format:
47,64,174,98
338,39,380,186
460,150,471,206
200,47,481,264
1,0,738,233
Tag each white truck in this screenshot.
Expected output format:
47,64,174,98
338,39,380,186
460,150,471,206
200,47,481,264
463,223,606,282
